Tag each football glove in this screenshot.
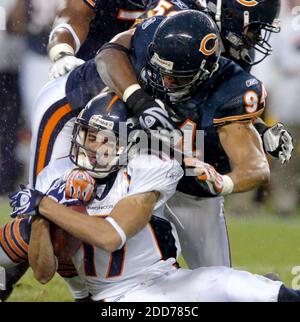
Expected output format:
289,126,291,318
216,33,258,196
9,185,44,218
45,178,82,206
262,123,293,164
65,169,96,203
126,88,175,130
49,54,85,80
184,158,234,196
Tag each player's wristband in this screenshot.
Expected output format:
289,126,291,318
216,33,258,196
123,84,142,103
254,122,269,136
49,44,75,62
220,175,234,195
126,88,157,115
105,217,126,250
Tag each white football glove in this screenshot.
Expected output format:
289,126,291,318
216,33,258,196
184,157,234,196
49,55,85,80
262,123,294,164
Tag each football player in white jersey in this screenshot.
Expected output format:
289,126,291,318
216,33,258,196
9,93,300,302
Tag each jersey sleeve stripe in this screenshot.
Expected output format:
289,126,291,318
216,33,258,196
13,219,29,254
5,223,27,259
0,224,24,263
213,108,264,125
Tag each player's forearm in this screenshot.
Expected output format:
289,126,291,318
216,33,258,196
96,30,137,98
218,122,270,193
48,0,95,55
96,50,138,98
38,197,121,252
29,217,56,284
227,158,270,193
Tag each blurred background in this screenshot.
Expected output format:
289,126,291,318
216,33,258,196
0,0,299,301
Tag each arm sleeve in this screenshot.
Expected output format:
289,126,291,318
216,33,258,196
213,81,267,127
126,153,184,210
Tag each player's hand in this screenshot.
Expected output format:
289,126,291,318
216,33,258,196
46,178,82,206
262,123,294,164
9,185,44,218
184,158,234,195
65,169,96,203
126,88,175,130
49,54,85,80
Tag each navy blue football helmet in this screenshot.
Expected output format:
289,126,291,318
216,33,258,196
207,0,281,66
145,10,221,101
70,92,136,178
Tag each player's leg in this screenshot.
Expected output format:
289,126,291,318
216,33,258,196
165,192,231,268
2,75,76,301
0,218,31,301
28,74,76,188
114,267,297,302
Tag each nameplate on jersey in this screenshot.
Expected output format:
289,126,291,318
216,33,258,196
151,53,174,71
117,9,145,21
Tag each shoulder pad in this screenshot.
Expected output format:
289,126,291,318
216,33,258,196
212,66,267,126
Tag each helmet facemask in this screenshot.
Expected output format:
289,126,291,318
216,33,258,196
240,19,281,65
146,48,220,101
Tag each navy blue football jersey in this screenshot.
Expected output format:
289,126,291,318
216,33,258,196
131,17,266,196
77,0,147,60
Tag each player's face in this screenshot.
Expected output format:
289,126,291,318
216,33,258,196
244,25,262,48
161,72,195,90
85,129,117,168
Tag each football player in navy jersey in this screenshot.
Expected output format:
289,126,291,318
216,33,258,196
48,0,293,162
120,0,293,164
95,10,293,269
48,0,151,79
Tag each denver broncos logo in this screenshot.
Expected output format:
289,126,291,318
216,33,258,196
199,33,218,56
236,0,258,7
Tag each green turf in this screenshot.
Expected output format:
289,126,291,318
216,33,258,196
1,199,300,301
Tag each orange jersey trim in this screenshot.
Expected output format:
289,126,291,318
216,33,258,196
36,103,72,176
213,108,264,125
0,225,22,262
4,223,27,259
13,219,29,253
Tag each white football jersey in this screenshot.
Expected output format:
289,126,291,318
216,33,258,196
36,152,183,300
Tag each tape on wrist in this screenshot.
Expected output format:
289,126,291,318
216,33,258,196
49,43,75,62
123,84,142,103
49,23,81,53
105,216,126,249
221,175,234,195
